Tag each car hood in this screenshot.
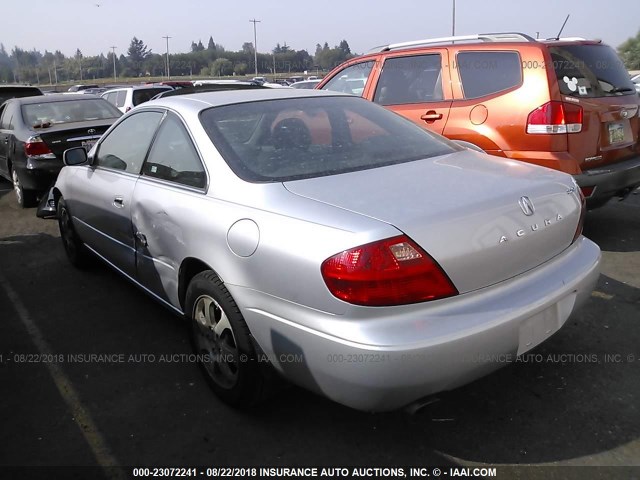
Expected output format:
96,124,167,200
284,150,582,294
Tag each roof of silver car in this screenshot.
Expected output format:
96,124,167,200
146,88,346,112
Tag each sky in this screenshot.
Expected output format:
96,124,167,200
3,0,640,58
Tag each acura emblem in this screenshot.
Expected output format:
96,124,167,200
88,128,96,134
622,110,629,119
518,196,535,216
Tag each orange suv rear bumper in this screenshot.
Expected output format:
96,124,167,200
498,150,640,208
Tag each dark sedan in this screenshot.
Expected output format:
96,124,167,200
0,94,121,207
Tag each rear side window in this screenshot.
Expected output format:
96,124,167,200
320,61,374,96
374,54,443,105
551,44,636,98
457,51,522,99
115,90,127,108
102,92,116,105
142,113,206,189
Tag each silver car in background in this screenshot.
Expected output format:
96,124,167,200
52,89,601,411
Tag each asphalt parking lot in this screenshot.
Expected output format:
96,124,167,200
0,176,638,479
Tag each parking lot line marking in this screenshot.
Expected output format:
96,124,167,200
0,270,126,479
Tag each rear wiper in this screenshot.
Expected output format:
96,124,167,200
608,87,635,94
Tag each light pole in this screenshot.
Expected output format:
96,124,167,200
249,19,261,77
452,0,456,36
110,46,117,81
163,35,172,79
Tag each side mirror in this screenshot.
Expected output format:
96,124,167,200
63,147,89,166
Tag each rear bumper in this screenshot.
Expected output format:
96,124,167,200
574,155,640,208
232,237,601,411
15,158,62,191
35,186,57,219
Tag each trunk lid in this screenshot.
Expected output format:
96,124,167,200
284,151,582,294
33,120,114,157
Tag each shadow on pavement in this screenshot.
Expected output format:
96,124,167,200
1,233,639,466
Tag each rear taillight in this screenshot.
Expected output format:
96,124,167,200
573,188,586,243
527,101,583,134
321,235,458,306
24,136,55,159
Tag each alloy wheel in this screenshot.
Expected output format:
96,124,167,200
192,294,239,389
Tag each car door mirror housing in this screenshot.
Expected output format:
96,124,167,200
63,147,89,166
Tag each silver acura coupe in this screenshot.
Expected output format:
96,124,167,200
52,89,601,411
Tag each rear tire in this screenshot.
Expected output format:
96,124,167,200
11,168,36,208
57,197,93,269
186,270,266,407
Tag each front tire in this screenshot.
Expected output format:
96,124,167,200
57,197,93,269
12,168,36,208
186,271,266,407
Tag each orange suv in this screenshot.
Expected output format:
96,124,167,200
317,32,640,208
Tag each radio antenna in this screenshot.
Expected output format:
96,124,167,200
555,14,570,40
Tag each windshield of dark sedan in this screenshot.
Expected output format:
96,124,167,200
200,96,456,182
21,99,121,128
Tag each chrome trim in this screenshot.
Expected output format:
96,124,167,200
136,174,208,194
67,135,102,142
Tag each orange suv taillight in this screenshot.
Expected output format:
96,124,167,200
527,101,583,134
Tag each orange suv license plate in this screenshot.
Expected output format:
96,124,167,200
608,122,625,144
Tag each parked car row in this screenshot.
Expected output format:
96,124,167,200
100,85,174,113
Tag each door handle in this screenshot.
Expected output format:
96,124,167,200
135,232,147,247
113,196,124,208
421,111,443,122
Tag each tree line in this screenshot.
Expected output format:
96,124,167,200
618,30,640,70
0,36,355,84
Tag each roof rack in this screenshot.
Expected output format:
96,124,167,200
543,36,591,42
370,32,537,53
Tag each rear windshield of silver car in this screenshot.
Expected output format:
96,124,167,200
199,96,456,182
551,44,636,98
22,99,120,128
